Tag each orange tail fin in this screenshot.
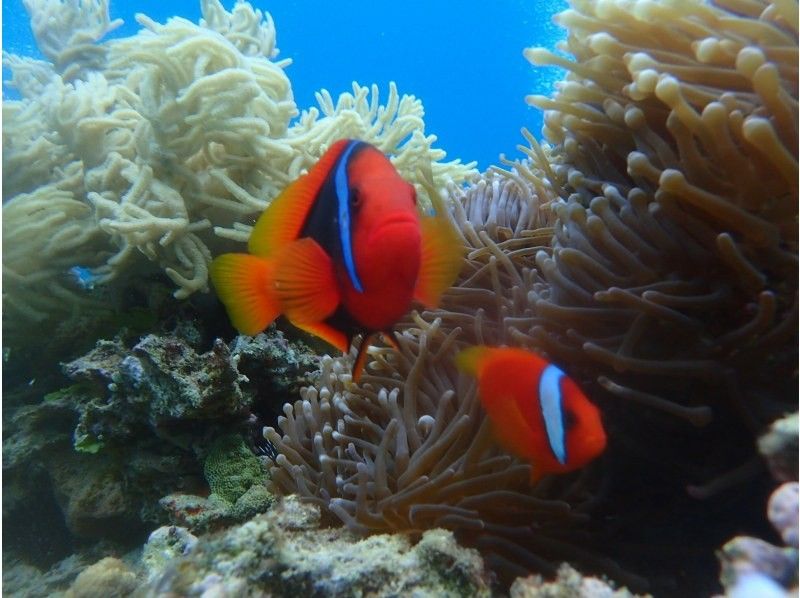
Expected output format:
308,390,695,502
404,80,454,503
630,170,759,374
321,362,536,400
210,253,280,335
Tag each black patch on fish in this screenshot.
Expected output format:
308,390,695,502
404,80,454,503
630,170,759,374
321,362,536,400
299,140,370,264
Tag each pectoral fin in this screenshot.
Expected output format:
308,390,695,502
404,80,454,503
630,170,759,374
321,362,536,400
249,140,351,257
351,332,378,384
274,238,340,324
454,345,490,377
414,215,465,307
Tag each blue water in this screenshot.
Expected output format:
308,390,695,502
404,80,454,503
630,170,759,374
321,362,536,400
2,0,568,170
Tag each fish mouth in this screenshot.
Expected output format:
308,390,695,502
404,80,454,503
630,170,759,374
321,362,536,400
373,214,419,236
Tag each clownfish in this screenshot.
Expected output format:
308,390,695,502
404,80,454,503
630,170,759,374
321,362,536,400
456,346,606,482
210,139,463,381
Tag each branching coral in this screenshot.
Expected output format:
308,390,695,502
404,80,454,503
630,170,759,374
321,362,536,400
2,0,477,344
22,0,122,80
517,0,798,434
2,175,110,324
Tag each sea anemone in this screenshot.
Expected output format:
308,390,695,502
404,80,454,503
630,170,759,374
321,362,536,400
517,0,798,435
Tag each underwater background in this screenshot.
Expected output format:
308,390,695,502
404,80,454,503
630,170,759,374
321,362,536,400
3,0,570,170
2,0,798,597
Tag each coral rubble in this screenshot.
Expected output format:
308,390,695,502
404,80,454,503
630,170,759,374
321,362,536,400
758,412,800,482
718,480,799,597
718,415,799,597
144,495,493,597
510,563,644,598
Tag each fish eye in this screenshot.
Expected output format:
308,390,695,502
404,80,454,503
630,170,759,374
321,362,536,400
349,189,361,209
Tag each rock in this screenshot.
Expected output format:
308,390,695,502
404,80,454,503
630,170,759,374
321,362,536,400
726,571,789,598
64,557,138,598
64,334,250,425
231,329,319,401
141,526,198,583
158,493,232,534
717,477,799,596
758,413,798,483
768,483,799,548
510,563,644,597
48,452,135,541
718,536,796,591
2,554,89,598
145,495,492,597
229,484,274,521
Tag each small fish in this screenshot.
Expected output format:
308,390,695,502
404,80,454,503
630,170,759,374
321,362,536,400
456,346,606,482
211,139,463,381
68,266,99,290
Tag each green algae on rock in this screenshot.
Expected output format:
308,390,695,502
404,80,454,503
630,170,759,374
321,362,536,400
203,434,266,504
2,324,315,562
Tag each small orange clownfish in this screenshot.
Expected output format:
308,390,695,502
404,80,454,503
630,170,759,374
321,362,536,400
456,346,606,482
210,139,463,381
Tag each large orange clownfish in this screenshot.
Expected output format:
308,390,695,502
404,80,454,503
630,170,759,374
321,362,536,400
211,139,463,381
456,346,606,482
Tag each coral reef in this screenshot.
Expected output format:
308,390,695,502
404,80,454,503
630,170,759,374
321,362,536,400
3,0,797,595
3,323,313,563
2,0,477,346
144,495,493,597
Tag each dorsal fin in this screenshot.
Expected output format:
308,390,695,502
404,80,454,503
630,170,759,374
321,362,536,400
454,345,490,376
248,139,351,258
